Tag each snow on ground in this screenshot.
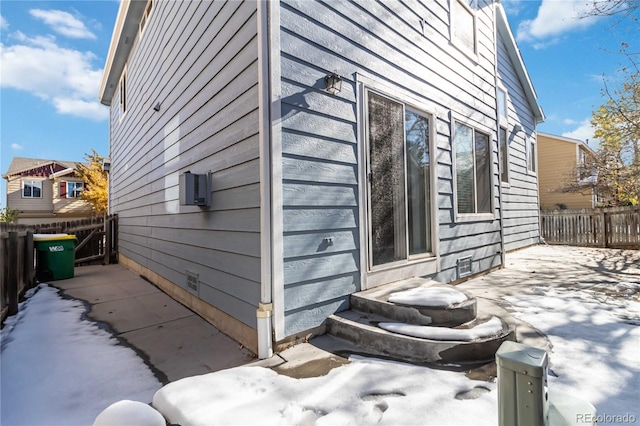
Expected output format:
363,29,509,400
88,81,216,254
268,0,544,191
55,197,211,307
0,285,162,426
2,246,639,426
388,286,468,307
505,286,640,421
153,357,498,426
379,316,504,341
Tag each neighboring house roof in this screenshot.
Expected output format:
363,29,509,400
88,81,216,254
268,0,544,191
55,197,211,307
2,157,79,179
537,132,595,153
99,0,148,105
495,3,545,124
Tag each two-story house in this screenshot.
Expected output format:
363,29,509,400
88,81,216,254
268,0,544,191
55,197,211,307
537,132,599,210
3,157,93,224
99,0,544,357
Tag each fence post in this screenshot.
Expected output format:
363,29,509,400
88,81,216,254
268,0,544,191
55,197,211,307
24,231,35,290
104,215,111,265
603,211,610,248
7,232,19,316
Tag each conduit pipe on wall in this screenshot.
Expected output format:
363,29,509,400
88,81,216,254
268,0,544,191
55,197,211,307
257,0,273,359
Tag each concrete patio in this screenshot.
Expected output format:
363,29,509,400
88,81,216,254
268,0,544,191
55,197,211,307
50,244,640,384
52,264,256,384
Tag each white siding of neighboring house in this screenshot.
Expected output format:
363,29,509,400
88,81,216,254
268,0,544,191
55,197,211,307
107,1,261,348
6,176,54,216
52,178,94,216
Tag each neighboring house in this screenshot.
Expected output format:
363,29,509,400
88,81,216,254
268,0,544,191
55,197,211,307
99,0,544,356
537,132,598,210
2,157,93,224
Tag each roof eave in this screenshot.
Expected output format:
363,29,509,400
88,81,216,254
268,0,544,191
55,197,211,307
50,168,77,179
496,3,545,124
98,0,148,106
538,132,596,153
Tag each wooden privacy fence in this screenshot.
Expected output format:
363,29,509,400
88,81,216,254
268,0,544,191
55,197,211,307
540,206,640,248
1,215,118,324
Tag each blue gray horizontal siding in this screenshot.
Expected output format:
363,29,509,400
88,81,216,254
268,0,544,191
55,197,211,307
109,0,261,329
496,34,540,252
279,0,504,335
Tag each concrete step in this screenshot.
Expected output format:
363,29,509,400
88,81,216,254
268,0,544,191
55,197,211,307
351,278,477,327
326,308,515,364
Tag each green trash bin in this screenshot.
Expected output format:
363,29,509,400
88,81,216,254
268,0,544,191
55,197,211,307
34,234,77,280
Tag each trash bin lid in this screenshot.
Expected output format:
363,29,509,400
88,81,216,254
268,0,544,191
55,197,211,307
33,234,76,241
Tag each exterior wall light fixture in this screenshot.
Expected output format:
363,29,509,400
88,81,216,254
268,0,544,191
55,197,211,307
153,102,161,112
324,73,342,95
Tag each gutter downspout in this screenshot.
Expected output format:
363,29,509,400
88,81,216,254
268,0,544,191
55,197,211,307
257,0,273,359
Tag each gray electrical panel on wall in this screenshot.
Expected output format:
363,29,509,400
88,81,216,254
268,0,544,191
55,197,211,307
179,171,209,206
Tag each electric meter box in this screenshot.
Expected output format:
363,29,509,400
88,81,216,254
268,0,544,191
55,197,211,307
496,341,549,426
179,171,209,206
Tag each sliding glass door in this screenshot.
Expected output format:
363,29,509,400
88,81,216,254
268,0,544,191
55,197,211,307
367,90,432,268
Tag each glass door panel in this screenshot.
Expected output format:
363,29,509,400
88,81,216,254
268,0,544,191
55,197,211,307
368,92,406,266
405,109,431,255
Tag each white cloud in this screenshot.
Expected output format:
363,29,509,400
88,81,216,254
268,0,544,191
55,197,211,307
53,98,108,121
29,9,96,40
517,0,602,45
562,118,599,147
0,32,108,121
11,143,24,150
563,118,578,125
0,15,8,31
501,0,527,16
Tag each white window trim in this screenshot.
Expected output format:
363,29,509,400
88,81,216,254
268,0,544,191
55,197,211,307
497,84,510,186
118,65,127,121
527,138,537,175
499,126,510,186
452,118,496,222
450,0,479,60
355,72,442,289
364,89,437,270
497,86,508,122
66,181,84,198
22,180,43,198
139,0,154,35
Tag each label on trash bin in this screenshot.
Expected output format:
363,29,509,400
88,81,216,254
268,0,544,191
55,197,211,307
49,245,64,252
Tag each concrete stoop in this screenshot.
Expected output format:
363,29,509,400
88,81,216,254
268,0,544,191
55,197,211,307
326,278,516,365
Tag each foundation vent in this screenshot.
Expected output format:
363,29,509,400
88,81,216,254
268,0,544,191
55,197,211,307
457,257,472,279
186,270,199,296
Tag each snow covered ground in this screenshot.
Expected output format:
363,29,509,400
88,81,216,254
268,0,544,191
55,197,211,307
505,285,640,421
0,285,162,425
1,246,638,425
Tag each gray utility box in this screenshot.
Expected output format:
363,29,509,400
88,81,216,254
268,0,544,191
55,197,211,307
497,341,549,426
179,171,209,206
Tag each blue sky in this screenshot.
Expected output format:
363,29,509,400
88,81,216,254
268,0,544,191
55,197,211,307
0,0,637,207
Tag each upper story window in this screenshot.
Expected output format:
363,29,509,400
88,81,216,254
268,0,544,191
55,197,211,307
451,0,477,54
528,139,537,174
139,0,154,34
61,181,84,198
118,67,127,118
499,126,509,184
578,148,593,181
22,180,42,198
454,122,492,215
497,88,508,121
